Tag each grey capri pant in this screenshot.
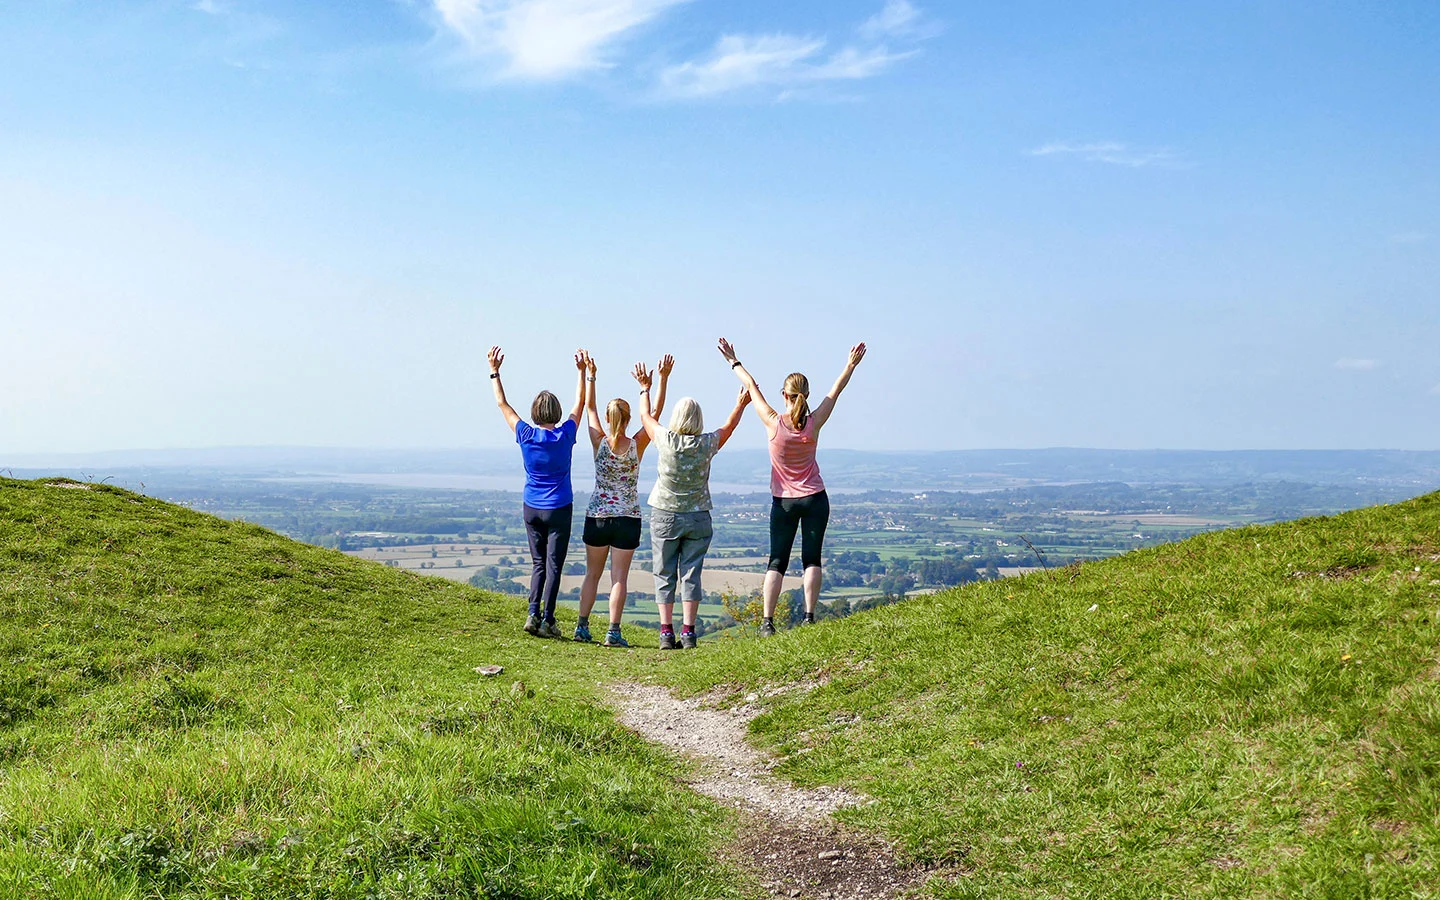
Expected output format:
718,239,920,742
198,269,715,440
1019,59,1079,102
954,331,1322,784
650,509,713,605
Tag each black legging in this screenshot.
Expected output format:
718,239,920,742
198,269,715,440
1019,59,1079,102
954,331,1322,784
523,503,572,623
766,490,830,574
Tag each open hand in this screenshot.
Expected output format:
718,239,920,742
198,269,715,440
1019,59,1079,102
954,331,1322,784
717,338,738,364
487,346,505,373
658,353,675,377
632,362,653,390
586,353,597,376
737,386,752,407
575,349,590,371
848,342,867,367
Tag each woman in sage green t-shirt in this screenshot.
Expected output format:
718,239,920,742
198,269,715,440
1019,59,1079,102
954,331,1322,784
632,364,749,650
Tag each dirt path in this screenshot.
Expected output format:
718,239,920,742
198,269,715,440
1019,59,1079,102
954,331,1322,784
611,683,934,900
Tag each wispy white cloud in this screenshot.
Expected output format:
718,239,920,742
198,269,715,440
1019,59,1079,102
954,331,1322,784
192,0,224,14
1334,358,1382,372
658,2,929,99
1390,230,1433,245
660,34,913,98
1029,141,1183,168
433,0,689,80
859,0,939,41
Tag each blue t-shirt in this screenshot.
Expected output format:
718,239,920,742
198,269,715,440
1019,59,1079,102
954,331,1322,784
516,419,578,509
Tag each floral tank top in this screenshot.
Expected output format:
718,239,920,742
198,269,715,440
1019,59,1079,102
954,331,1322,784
587,438,642,519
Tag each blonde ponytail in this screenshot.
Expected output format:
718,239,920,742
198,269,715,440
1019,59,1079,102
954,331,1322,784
606,398,631,451
783,372,810,431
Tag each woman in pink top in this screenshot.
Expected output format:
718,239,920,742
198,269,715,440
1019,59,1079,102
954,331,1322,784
717,338,867,637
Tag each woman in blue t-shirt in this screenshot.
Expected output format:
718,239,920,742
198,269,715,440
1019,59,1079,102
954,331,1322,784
487,345,588,638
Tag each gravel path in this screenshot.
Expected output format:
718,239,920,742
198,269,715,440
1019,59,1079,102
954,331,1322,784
611,683,934,900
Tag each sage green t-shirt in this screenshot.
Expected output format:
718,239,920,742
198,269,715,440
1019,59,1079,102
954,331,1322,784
647,427,721,513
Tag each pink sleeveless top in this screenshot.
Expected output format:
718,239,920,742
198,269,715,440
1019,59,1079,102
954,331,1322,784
769,416,826,498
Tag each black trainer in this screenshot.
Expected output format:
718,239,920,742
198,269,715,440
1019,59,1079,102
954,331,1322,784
658,630,678,651
679,631,698,650
759,620,776,638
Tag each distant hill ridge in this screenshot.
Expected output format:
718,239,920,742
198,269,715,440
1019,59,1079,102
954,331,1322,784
10,447,1440,491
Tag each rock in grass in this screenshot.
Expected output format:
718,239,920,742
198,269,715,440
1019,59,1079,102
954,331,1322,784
474,665,504,676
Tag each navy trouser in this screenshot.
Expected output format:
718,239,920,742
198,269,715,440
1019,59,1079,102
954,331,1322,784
523,503,572,623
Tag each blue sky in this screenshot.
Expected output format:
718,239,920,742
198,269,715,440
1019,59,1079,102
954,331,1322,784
2,0,1437,454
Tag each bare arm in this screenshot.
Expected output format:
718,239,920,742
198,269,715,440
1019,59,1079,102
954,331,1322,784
633,363,660,442
583,355,605,451
714,387,752,450
568,349,588,426
810,342,867,431
717,338,779,431
635,353,673,456
487,346,522,433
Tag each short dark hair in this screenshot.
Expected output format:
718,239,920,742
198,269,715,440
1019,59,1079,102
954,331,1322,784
531,391,561,426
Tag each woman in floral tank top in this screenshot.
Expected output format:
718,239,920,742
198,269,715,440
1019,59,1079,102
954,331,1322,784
574,353,672,647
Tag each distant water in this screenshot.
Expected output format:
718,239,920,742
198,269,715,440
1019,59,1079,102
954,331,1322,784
261,472,881,496
262,472,773,496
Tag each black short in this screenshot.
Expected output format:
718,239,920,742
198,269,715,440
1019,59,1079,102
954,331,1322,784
583,515,642,551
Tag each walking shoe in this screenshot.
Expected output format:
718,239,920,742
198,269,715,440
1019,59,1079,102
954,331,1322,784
679,630,698,650
658,630,678,651
602,629,629,648
573,624,593,643
758,620,776,638
524,614,541,636
540,620,563,639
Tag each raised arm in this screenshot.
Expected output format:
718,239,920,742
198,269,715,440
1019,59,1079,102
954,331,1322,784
635,353,673,454
717,338,779,428
633,363,660,442
488,346,522,433
584,353,603,449
809,342,867,430
714,386,752,450
568,349,588,426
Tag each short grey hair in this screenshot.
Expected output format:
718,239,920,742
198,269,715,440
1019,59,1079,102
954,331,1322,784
669,397,703,435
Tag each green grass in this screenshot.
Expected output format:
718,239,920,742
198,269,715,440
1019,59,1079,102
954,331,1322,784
0,479,743,899
5,477,1440,898
662,494,1440,898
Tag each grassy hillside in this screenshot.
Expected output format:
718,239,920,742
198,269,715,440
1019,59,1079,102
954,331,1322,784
663,492,1440,897
0,478,740,899
4,477,1438,898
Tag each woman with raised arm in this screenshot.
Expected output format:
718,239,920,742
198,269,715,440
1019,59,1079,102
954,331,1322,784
574,353,674,647
633,366,750,650
487,345,588,639
717,338,867,637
